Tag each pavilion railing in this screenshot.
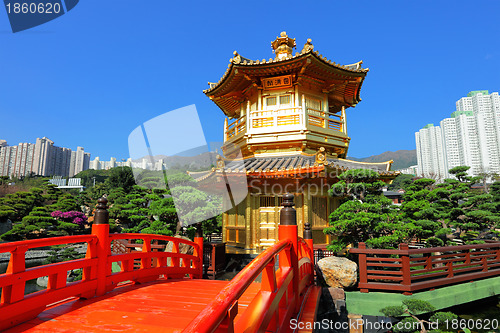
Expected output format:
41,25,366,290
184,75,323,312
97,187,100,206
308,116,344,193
223,106,346,137
350,242,500,295
0,198,202,331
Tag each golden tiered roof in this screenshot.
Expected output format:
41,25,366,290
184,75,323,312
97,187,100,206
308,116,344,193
205,32,368,118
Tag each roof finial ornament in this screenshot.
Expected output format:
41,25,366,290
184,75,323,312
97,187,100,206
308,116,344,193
232,51,241,64
301,38,314,54
271,31,296,60
315,147,327,165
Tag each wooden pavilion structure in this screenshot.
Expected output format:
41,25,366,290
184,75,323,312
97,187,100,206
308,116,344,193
195,32,397,250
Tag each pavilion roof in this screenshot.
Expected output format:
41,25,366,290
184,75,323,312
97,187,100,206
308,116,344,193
188,154,398,181
204,41,368,118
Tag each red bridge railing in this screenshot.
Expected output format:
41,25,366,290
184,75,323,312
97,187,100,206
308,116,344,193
0,194,316,332
0,198,202,331
183,193,315,333
350,241,500,295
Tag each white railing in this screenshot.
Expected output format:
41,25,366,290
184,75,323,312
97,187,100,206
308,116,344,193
306,108,343,132
225,115,246,141
224,107,344,140
249,107,303,134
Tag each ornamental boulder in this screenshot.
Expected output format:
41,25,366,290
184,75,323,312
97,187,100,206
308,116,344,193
165,235,194,266
317,256,358,288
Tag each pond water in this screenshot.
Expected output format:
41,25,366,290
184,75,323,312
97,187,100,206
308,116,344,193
0,258,47,295
452,297,500,333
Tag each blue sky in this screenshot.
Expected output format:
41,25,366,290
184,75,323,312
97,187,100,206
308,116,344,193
0,0,499,160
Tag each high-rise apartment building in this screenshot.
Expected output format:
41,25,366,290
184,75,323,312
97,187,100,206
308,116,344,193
0,138,90,178
68,147,91,177
416,124,447,178
416,91,500,179
0,142,35,178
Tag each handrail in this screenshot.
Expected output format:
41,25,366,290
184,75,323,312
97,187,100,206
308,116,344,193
350,242,500,255
0,232,203,331
107,233,202,286
183,239,292,332
351,242,500,294
0,234,99,331
297,238,314,294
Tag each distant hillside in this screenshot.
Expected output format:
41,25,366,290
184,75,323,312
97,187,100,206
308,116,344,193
348,150,417,170
134,149,417,171
134,152,217,170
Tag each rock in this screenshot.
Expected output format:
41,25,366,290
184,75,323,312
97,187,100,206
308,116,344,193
0,220,12,235
327,287,345,300
165,235,194,266
36,276,48,288
317,256,358,288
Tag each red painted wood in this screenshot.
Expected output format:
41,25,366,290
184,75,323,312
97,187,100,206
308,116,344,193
4,279,253,333
1,217,316,332
296,286,322,333
0,233,204,331
352,242,500,293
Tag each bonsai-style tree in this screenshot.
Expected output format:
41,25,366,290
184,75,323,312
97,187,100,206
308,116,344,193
381,299,457,333
325,169,418,251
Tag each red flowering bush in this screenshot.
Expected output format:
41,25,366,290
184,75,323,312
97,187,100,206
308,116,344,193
51,210,88,226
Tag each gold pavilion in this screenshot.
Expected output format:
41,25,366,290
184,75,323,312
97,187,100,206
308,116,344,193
194,32,397,250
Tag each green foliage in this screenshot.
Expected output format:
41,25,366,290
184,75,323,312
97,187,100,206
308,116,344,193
50,193,80,212
400,166,500,246
44,246,84,264
1,206,56,240
74,168,109,187
44,247,84,281
393,317,419,333
402,299,435,314
388,174,415,191
326,169,417,251
329,169,386,201
327,165,500,251
381,299,456,333
429,312,458,332
449,166,472,183
105,167,136,192
380,305,405,317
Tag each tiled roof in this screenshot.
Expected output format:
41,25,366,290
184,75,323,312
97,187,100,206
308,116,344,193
203,49,367,94
188,155,398,181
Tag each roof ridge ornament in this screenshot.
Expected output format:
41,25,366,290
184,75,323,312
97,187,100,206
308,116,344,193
232,51,241,64
301,38,314,54
315,147,327,165
271,31,296,60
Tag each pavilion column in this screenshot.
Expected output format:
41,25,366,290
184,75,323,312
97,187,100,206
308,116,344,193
302,94,307,130
245,193,252,248
224,118,228,142
246,100,251,134
341,105,347,135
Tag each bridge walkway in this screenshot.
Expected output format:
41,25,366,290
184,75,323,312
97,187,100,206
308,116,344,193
1,195,320,333
5,279,262,332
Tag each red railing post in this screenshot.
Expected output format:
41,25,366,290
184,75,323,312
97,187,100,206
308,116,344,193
2,245,28,304
482,255,488,272
399,243,411,295
303,222,314,259
357,242,368,293
92,197,110,296
279,193,299,312
194,222,204,274
303,222,314,285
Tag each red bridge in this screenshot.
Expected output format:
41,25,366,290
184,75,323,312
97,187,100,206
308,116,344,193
0,195,321,332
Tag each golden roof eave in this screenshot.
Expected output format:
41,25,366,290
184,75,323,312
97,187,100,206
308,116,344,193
204,50,368,117
204,49,367,94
